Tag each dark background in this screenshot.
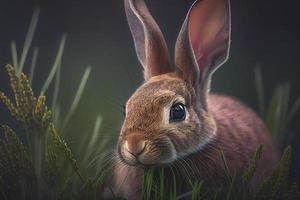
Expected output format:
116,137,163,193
0,0,300,183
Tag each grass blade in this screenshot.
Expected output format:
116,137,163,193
49,123,84,182
51,61,61,111
41,35,66,92
189,180,204,200
159,168,164,200
10,41,18,70
266,85,281,137
287,96,300,123
279,82,290,134
143,169,154,200
242,144,262,184
61,66,92,132
266,82,291,147
29,47,39,83
53,105,61,127
87,115,103,152
170,168,177,200
226,175,236,200
256,146,292,199
18,8,40,76
219,149,232,183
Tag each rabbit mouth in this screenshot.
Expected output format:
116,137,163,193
118,136,177,167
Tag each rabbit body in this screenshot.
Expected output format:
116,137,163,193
112,0,278,199
113,77,277,199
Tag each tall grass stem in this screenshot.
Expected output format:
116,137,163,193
61,66,92,132
41,35,66,92
18,8,40,76
29,47,39,83
10,41,18,70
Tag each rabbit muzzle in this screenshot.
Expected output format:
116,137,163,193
118,133,177,167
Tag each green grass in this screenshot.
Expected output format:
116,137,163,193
0,10,300,200
139,145,297,200
254,67,300,150
0,10,109,199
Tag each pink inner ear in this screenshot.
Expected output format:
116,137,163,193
192,39,210,72
188,0,229,76
192,34,226,73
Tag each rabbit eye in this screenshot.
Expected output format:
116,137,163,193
170,103,186,122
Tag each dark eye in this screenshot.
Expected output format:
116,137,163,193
170,103,186,122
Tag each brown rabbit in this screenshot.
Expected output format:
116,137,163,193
112,0,278,199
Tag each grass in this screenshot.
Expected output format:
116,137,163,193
41,34,66,93
254,67,300,150
0,10,110,199
60,66,92,133
139,145,297,200
0,10,300,200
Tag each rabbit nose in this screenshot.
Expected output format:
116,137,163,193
124,138,146,157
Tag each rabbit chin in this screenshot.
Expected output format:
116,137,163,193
119,152,177,167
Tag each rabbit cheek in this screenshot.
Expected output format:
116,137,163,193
167,116,203,157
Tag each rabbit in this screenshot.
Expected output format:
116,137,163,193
112,0,278,199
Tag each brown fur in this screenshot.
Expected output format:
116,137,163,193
113,75,278,199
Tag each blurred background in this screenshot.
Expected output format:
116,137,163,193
0,0,299,184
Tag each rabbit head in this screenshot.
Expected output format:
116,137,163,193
118,0,231,166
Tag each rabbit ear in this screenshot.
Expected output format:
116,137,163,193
125,0,172,81
175,0,231,87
